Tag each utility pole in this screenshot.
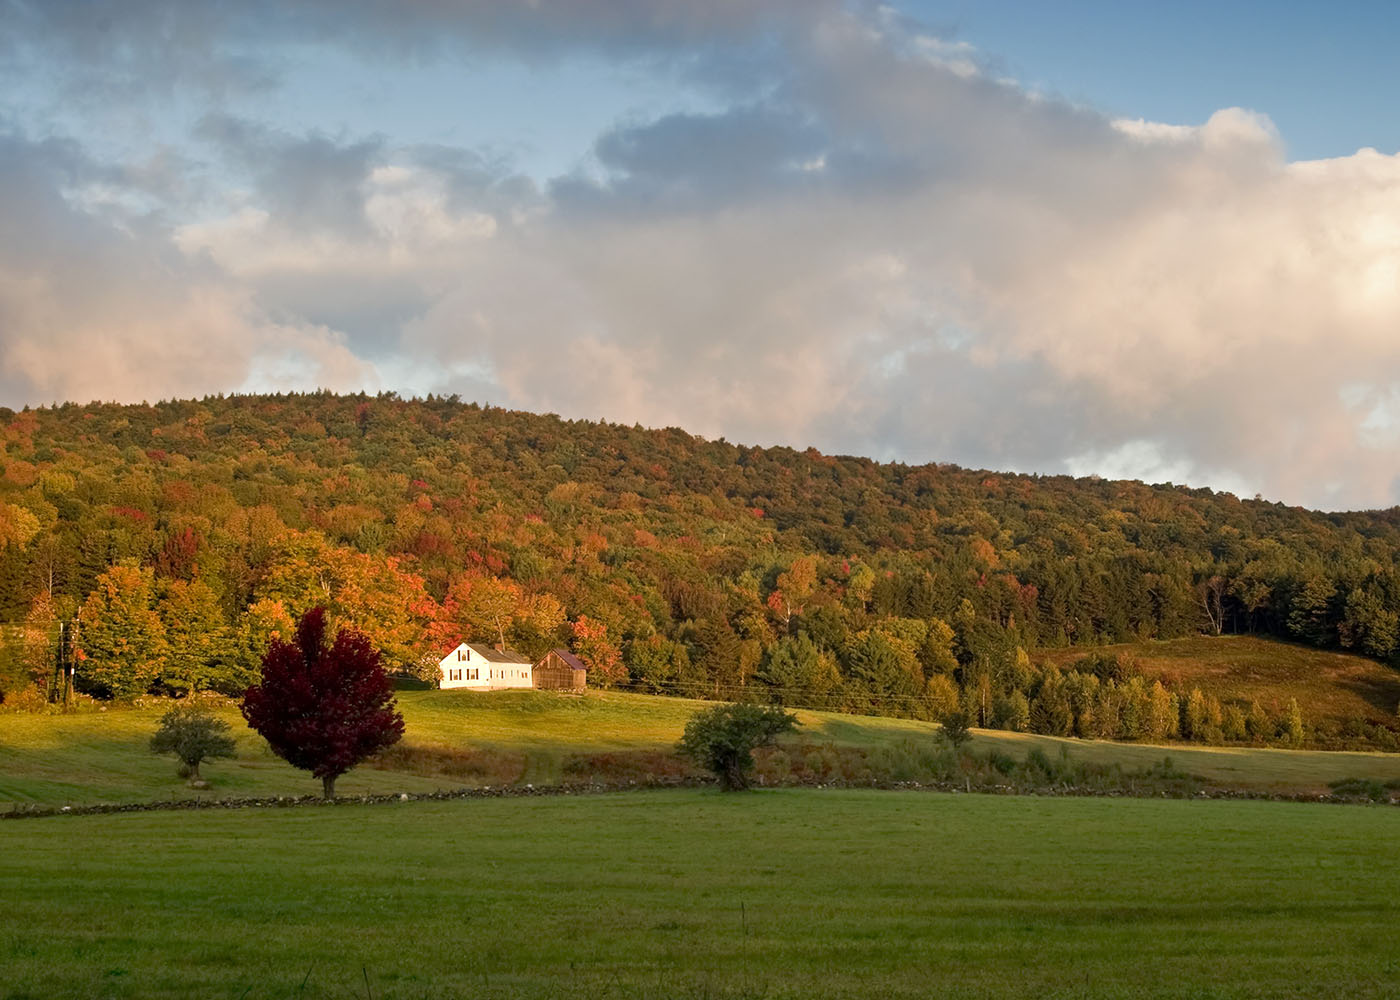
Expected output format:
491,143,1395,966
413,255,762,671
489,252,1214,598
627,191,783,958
48,620,64,704
65,611,77,706
47,617,76,706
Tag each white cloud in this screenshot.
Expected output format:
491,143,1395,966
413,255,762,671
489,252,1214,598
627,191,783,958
176,164,498,277
4,1,1400,510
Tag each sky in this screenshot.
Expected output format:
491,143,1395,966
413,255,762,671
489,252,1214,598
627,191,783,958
1,1,1399,512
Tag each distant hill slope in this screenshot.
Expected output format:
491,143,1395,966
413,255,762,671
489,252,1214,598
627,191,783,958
1039,635,1400,732
2,393,1399,747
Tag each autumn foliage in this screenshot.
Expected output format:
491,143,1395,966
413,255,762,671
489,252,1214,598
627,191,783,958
2,393,1400,749
241,607,405,798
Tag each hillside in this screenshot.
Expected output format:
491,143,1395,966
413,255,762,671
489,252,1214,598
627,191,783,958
1038,635,1400,739
2,393,1400,748
5,690,1400,807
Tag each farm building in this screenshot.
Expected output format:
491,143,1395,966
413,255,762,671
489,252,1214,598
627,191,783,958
533,648,588,692
438,643,533,690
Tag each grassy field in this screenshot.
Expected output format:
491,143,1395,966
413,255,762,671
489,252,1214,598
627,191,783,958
3,789,1399,999
1038,634,1400,725
0,691,936,805
5,688,1400,806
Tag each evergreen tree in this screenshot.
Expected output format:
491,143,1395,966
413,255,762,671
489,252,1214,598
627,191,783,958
1287,575,1335,646
159,579,236,695
757,634,841,708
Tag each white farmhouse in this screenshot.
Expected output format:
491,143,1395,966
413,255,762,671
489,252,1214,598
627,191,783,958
438,642,534,690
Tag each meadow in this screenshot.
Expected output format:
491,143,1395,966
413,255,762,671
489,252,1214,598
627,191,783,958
6,689,1400,807
1038,634,1400,726
3,789,1399,999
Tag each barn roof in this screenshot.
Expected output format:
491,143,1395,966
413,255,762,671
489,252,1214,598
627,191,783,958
462,642,532,664
545,648,588,672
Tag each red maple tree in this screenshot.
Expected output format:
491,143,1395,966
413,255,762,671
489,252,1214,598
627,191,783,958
241,607,405,799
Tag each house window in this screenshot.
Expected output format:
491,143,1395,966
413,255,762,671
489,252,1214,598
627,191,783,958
458,649,465,661
448,669,461,681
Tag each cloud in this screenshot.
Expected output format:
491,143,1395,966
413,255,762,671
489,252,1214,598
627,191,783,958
194,114,386,236
0,0,832,100
3,2,1400,510
0,127,378,405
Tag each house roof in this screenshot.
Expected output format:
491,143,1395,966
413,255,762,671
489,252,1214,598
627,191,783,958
545,648,588,672
462,642,532,665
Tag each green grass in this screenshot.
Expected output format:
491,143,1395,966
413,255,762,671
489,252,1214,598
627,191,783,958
3,789,1400,999
1038,634,1400,725
0,705,455,805
5,688,1400,806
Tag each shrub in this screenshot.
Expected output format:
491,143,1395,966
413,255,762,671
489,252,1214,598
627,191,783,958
1025,747,1053,779
1328,778,1389,802
149,703,236,781
676,702,799,791
986,749,1017,776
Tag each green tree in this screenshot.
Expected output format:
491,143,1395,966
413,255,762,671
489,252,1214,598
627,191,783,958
757,634,841,707
1222,703,1247,741
623,634,688,694
1183,688,1208,742
1284,697,1305,747
992,689,1031,732
1146,681,1177,742
1246,700,1272,742
1287,575,1334,646
676,702,799,791
159,579,236,695
918,618,959,676
149,703,237,781
1339,585,1399,659
924,673,960,720
847,630,921,708
938,708,974,750
1030,667,1073,736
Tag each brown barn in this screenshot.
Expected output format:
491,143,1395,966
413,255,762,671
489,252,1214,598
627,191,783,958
533,649,587,692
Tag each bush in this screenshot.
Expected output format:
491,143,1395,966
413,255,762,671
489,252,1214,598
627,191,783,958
1025,747,1053,779
676,702,799,791
986,749,1017,776
149,703,236,781
1328,778,1390,802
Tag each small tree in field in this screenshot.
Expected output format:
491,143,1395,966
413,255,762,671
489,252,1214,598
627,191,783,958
677,702,798,791
939,709,974,751
241,607,404,799
1284,697,1305,748
149,703,236,781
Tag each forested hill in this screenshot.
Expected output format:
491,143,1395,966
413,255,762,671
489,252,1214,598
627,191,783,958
2,393,1398,742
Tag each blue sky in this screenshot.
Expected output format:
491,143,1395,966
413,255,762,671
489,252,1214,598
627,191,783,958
2,1,1399,510
906,0,1400,162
